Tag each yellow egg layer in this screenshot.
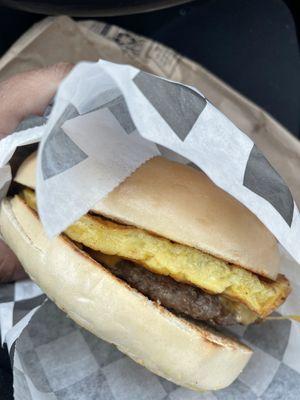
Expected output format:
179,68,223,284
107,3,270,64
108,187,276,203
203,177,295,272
21,188,290,318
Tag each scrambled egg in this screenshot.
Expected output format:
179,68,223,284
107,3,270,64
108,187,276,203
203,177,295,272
22,189,290,318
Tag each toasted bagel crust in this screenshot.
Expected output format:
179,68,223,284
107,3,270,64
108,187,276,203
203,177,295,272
15,152,279,279
0,197,252,391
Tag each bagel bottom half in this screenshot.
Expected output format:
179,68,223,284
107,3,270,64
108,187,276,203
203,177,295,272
0,196,252,391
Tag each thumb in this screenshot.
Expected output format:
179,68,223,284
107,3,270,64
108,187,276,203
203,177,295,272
0,63,73,282
0,62,73,137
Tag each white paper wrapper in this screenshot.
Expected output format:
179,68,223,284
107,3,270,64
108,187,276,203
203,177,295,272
1,59,299,263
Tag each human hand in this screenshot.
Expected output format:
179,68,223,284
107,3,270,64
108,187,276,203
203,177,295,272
0,63,72,282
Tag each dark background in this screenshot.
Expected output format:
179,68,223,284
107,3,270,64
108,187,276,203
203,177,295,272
0,0,299,398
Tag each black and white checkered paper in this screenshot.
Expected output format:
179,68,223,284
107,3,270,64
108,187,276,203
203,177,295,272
0,60,299,262
0,60,300,399
34,61,300,265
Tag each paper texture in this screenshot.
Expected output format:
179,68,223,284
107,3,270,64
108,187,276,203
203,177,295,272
0,56,291,264
1,58,299,259
0,16,299,400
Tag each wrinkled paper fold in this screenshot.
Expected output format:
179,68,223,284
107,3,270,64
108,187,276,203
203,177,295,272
0,59,299,264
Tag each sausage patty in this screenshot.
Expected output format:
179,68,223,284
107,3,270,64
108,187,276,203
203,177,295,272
104,258,238,325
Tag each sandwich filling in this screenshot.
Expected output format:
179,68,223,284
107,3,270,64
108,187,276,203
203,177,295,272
89,251,257,325
20,188,290,325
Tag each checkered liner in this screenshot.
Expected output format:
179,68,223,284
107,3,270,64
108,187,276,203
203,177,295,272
31,60,300,263
1,61,299,256
0,279,300,400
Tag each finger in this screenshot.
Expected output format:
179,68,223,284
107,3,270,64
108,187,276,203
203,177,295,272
0,240,27,283
0,62,73,137
0,63,72,282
